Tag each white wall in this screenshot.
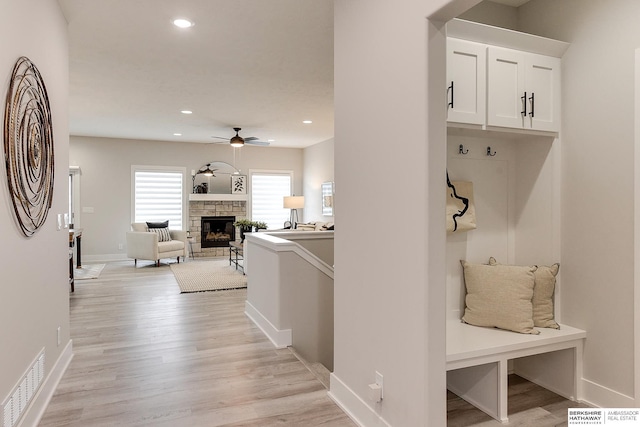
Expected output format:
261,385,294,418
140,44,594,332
331,0,456,425
69,136,303,259
516,0,639,406
446,132,559,320
303,138,334,223
458,0,519,31
0,0,71,422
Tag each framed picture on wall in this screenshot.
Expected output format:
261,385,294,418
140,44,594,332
231,175,247,194
322,181,334,216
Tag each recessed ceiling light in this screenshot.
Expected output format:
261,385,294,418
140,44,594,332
173,133,182,136
173,19,194,28
180,110,192,114
267,139,275,142
303,120,312,124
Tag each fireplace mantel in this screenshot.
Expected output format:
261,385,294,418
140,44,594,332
189,194,248,202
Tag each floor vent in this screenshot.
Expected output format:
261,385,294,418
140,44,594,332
2,349,45,427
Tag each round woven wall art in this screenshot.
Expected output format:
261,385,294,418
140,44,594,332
3,56,55,237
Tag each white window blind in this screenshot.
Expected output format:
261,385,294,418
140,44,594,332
251,173,292,230
134,170,183,229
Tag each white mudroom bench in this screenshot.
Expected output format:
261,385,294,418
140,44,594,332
446,320,586,423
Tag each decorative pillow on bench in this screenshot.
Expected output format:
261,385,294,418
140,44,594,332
460,260,539,334
489,257,560,329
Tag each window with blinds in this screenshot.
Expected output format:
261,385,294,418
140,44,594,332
133,169,183,229
251,172,292,230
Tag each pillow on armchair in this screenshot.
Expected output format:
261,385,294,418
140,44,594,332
149,227,171,242
145,220,171,242
146,220,169,229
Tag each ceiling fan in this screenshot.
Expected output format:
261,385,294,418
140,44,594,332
211,127,270,147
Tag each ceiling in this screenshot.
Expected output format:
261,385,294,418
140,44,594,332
58,0,334,149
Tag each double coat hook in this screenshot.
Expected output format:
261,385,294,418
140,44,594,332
458,144,497,156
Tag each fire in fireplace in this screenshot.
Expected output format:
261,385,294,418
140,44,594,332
201,216,235,248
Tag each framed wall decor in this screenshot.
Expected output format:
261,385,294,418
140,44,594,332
322,181,334,216
231,175,247,194
4,56,55,237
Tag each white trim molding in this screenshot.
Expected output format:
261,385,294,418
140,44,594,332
581,378,635,409
22,340,73,427
328,373,392,427
244,301,292,349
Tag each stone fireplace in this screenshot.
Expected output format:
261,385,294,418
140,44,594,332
188,195,247,257
201,216,235,248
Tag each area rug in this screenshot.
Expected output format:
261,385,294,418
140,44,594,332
170,259,247,293
75,264,106,280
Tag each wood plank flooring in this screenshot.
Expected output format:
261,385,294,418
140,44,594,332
39,259,588,426
39,260,355,426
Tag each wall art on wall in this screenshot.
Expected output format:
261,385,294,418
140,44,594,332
322,181,334,216
446,173,476,233
231,175,247,194
4,56,55,237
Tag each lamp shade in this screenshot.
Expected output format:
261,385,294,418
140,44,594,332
283,195,305,209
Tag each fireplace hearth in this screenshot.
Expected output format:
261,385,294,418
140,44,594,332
201,216,235,248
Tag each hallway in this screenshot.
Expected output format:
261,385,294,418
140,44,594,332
39,261,354,426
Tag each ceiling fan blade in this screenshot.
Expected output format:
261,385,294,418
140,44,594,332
246,140,270,146
211,136,230,141
244,136,259,141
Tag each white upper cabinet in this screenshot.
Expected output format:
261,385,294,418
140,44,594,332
446,19,568,134
447,38,486,126
487,46,561,132
525,53,561,132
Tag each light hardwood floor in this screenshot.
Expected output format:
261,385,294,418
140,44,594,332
39,260,355,426
40,259,586,426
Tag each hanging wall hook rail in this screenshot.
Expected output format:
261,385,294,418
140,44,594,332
487,146,497,156
458,144,468,155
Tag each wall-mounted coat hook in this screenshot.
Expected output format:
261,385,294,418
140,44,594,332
458,144,469,155
486,146,497,156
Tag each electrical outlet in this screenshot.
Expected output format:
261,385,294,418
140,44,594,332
375,371,384,400
118,243,123,250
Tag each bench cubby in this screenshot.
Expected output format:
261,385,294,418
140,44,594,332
446,321,586,423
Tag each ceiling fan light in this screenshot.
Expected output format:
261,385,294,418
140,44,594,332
230,136,244,147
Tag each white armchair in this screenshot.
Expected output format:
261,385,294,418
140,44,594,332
126,223,187,266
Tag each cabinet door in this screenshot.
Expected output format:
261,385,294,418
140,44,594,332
487,46,526,129
446,38,486,125
525,53,561,132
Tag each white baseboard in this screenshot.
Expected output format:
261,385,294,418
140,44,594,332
244,300,291,349
19,340,73,427
83,253,128,263
580,378,635,408
328,373,391,427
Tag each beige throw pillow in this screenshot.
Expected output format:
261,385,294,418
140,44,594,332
461,260,539,334
489,257,560,329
